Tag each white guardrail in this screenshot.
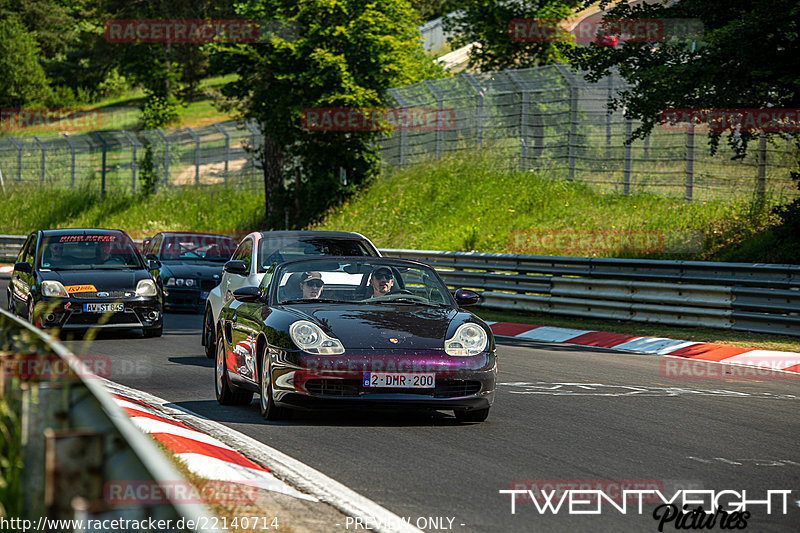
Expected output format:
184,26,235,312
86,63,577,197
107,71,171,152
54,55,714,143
2,235,798,336
0,308,220,531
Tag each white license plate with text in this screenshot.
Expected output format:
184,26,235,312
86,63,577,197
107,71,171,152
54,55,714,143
363,372,435,388
83,303,124,313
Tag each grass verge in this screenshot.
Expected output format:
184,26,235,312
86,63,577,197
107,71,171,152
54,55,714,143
473,308,800,353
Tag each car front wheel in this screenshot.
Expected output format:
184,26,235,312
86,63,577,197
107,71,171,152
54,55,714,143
203,308,215,359
215,334,253,406
259,344,289,421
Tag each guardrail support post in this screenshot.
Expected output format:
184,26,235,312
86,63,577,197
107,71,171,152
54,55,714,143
623,117,632,195
155,129,169,187
61,133,76,188
121,130,138,195
756,132,767,203
213,123,230,180
32,136,46,184
685,122,694,201
186,127,200,184
8,136,23,182
92,132,107,197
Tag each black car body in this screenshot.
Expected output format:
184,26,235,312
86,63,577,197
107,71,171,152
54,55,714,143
214,257,496,422
142,232,236,312
7,229,163,336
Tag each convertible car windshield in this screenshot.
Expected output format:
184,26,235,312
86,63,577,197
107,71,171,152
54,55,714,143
39,233,143,270
273,259,452,306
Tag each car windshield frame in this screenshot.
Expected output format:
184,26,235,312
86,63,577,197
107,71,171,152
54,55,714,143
158,234,236,263
269,257,456,308
38,233,145,271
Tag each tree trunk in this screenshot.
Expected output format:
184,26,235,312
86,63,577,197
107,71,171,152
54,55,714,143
261,133,283,222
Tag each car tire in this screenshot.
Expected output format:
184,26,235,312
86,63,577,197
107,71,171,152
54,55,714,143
454,407,490,423
259,344,290,421
215,335,253,406
142,323,163,338
27,299,38,327
6,288,13,312
203,308,215,359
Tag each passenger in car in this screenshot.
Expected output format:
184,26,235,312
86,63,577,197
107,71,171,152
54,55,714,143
300,271,325,299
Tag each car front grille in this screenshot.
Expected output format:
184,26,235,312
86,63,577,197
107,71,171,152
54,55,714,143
72,291,133,299
304,379,481,398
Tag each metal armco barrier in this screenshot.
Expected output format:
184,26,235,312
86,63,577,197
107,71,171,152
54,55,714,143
381,249,800,337
0,234,24,263
0,308,219,531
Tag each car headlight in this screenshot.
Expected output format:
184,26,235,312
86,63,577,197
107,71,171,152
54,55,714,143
445,323,488,356
136,279,158,297
289,320,345,355
42,280,68,298
165,278,196,287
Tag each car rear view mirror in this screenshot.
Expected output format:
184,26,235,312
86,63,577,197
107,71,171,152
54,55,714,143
223,260,248,276
454,288,481,306
232,286,264,303
14,262,32,274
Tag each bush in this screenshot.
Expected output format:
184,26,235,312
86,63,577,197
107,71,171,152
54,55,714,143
140,94,184,130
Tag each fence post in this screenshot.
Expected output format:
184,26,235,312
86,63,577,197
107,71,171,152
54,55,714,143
61,134,76,188
643,133,650,159
155,129,169,187
121,130,138,195
213,123,230,180
756,132,767,203
461,72,484,146
245,121,260,182
507,71,528,171
388,88,407,167
554,65,579,181
423,80,444,159
92,132,107,197
606,74,613,160
32,136,46,184
685,122,694,201
623,117,632,195
8,136,22,182
186,127,200,184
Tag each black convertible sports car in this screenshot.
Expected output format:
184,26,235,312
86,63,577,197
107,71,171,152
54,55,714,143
141,232,236,312
7,228,163,336
213,257,496,422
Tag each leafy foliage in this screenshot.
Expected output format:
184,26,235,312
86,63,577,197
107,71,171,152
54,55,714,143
0,16,50,107
445,0,582,70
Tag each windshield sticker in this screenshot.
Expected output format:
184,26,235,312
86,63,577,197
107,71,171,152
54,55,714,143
59,235,117,242
65,284,97,293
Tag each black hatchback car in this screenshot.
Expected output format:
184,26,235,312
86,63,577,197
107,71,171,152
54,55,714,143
7,229,164,337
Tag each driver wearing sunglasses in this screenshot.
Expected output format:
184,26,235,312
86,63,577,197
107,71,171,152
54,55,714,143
369,266,394,297
300,271,325,299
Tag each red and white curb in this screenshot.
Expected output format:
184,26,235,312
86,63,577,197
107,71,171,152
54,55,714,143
110,391,317,501
486,322,800,374
0,266,13,274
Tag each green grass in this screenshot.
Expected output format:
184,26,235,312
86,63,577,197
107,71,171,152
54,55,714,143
473,308,800,353
0,184,264,239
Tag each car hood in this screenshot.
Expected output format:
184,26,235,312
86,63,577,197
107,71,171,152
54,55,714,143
161,261,224,279
41,269,148,291
295,303,459,350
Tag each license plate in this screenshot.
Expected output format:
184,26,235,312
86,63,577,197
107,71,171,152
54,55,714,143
363,372,435,388
83,303,124,313
200,291,209,301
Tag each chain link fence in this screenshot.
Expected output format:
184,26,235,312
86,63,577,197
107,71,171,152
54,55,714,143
0,120,263,194
380,65,800,202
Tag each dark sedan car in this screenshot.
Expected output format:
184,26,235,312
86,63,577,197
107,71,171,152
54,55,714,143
213,257,496,422
7,229,163,336
142,232,236,312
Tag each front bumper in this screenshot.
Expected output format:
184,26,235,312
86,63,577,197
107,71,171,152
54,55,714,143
36,296,162,330
270,349,497,411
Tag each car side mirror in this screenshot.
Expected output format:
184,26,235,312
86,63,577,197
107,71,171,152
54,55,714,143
454,288,481,306
224,260,248,276
147,259,161,270
14,262,32,274
232,286,264,303
146,252,157,260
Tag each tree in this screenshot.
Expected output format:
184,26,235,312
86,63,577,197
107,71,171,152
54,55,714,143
445,0,582,71
217,0,443,227
0,17,49,108
566,0,800,155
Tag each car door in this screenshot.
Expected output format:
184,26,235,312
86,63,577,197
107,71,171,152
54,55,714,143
9,232,37,315
228,264,274,387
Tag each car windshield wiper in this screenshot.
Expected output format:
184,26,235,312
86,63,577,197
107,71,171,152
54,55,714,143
384,297,448,307
280,298,342,305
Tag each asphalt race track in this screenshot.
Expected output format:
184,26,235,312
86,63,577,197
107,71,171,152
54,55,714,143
2,281,799,532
